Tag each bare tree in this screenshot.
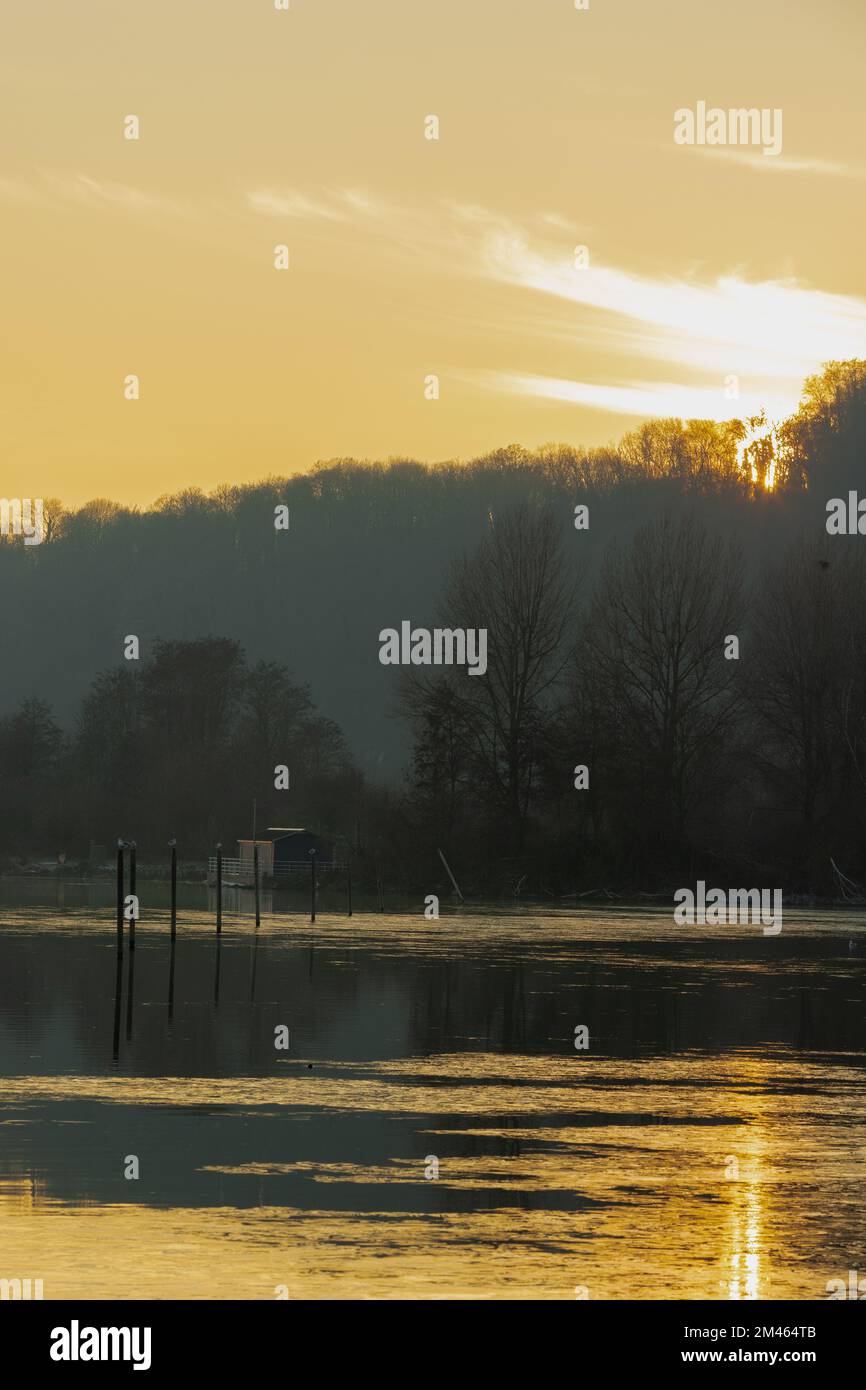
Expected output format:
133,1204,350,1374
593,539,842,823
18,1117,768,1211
401,676,473,856
438,504,578,854
750,539,866,878
582,513,745,845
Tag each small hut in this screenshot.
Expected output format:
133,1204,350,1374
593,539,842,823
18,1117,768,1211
237,827,334,879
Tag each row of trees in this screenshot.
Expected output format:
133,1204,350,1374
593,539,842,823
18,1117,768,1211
398,509,866,895
6,360,866,559
2,511,864,896
0,641,355,861
2,360,864,788
2,359,866,894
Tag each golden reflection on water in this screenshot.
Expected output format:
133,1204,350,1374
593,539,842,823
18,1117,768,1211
724,1146,763,1301
2,1050,864,1300
1,902,863,952
3,907,864,1299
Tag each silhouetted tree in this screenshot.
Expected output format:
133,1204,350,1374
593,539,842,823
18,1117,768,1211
577,513,745,864
750,537,866,884
406,505,578,858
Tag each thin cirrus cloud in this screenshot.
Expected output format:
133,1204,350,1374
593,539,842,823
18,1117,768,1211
246,187,393,224
478,226,866,422
681,145,866,180
245,185,493,271
0,170,190,217
14,166,856,429
245,186,866,423
55,173,187,214
492,373,798,425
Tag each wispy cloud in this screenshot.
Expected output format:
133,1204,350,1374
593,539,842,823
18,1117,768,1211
45,172,189,216
247,185,589,256
25,162,845,428
247,187,391,223
683,146,866,180
0,169,190,217
491,373,797,424
478,225,866,418
245,185,866,421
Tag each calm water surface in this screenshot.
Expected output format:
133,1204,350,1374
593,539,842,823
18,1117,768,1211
1,881,864,1299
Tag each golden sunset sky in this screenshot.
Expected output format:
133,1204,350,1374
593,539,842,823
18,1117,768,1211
1,0,864,506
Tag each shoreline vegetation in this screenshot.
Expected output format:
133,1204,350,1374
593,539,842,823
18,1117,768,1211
0,867,844,912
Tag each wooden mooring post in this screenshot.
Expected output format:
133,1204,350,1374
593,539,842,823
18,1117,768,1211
128,841,137,950
169,839,177,940
116,840,124,957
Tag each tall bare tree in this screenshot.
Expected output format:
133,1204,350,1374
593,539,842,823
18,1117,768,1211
750,538,866,879
581,513,745,849
434,505,578,854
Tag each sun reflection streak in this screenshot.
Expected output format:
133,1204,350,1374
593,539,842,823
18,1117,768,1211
723,1087,767,1299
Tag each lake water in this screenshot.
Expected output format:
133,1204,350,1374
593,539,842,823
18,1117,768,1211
1,882,865,1300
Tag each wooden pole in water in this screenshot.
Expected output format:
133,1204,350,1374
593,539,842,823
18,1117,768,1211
128,841,137,949
125,941,135,1041
216,843,222,935
253,842,260,927
112,950,123,1060
167,935,176,1023
309,847,317,923
116,840,124,956
346,856,353,917
169,839,177,940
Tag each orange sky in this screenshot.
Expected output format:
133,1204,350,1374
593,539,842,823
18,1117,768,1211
1,0,864,507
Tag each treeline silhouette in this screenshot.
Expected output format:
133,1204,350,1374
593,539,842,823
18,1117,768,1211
0,639,354,863
397,511,866,897
2,360,866,895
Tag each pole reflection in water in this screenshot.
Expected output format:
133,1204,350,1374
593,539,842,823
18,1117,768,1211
167,936,176,1024
125,942,135,1044
249,928,259,1003
111,951,123,1063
